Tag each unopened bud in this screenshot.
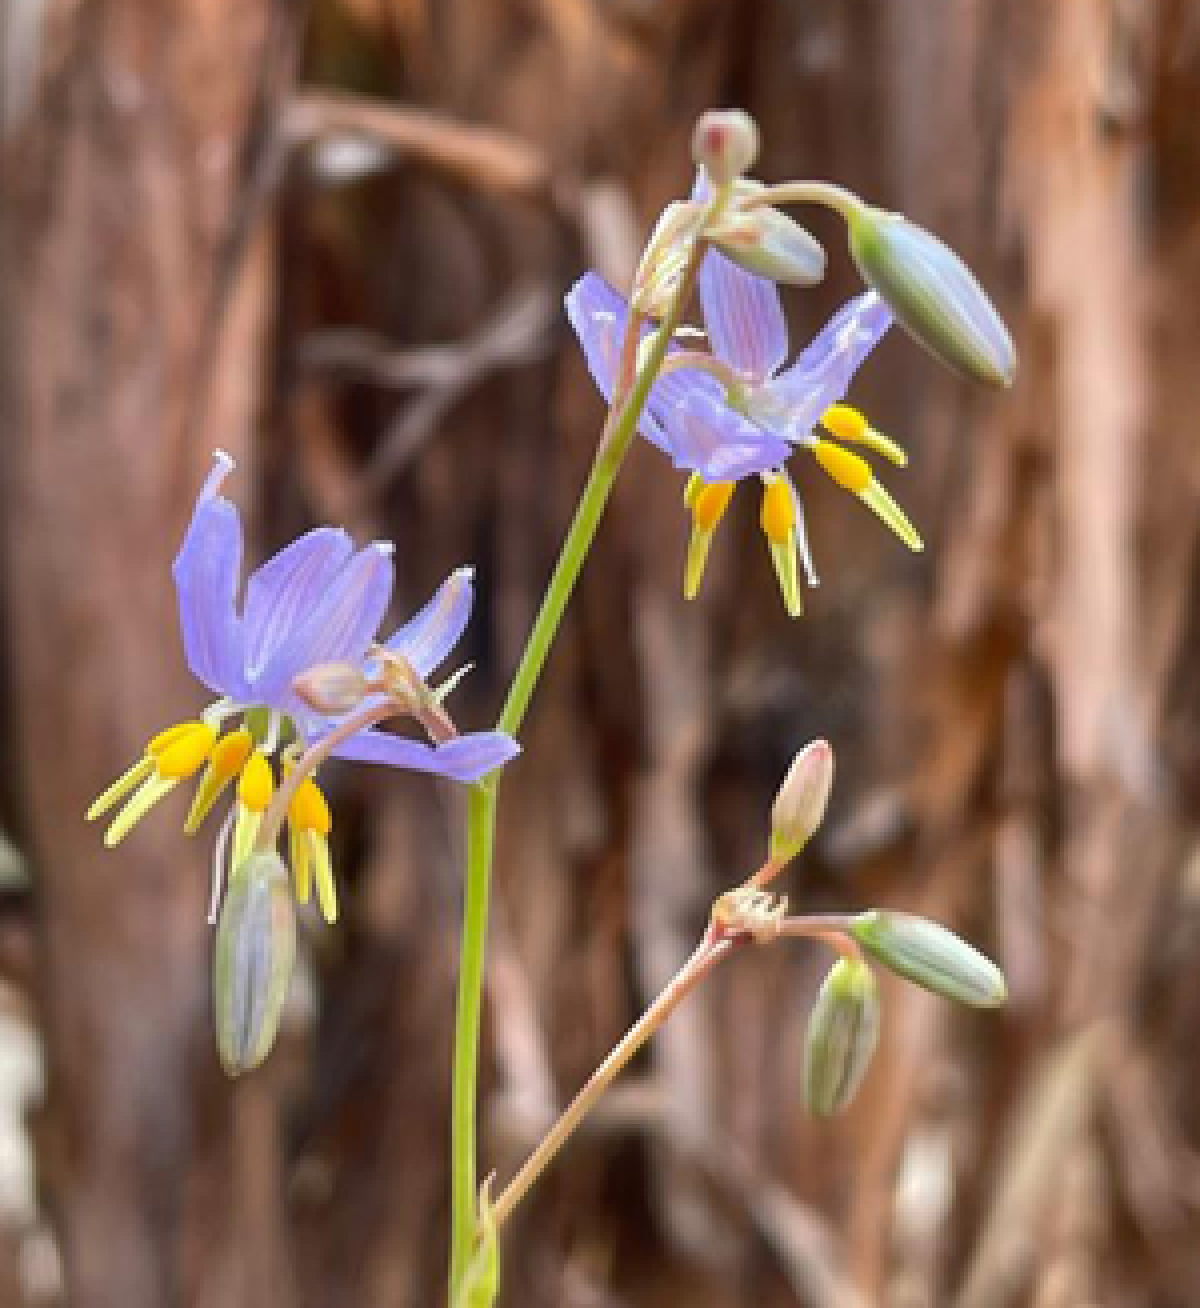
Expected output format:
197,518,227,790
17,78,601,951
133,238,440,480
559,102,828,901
292,661,369,717
850,911,1008,1008
213,851,296,1076
631,200,707,318
804,958,880,1117
848,207,1016,387
692,109,760,186
770,739,834,863
707,195,826,286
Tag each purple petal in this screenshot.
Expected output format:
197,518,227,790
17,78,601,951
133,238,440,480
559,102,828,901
172,452,248,699
252,543,394,706
698,248,788,381
330,728,520,781
564,273,670,454
242,528,354,680
669,390,791,481
384,567,474,678
758,292,893,440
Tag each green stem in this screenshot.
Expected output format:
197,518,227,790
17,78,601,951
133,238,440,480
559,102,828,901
449,779,497,1295
447,244,707,1301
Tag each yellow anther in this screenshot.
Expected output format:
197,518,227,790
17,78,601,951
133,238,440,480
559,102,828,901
148,721,201,758
760,477,795,546
155,723,217,781
683,471,705,509
289,777,332,836
814,440,872,494
692,480,735,532
821,405,907,467
237,752,274,813
210,728,254,782
821,404,869,445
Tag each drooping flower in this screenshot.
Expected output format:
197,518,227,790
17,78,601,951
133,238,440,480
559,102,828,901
88,451,519,924
566,258,919,614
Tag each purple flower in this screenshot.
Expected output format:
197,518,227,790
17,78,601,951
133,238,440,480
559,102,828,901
88,451,519,919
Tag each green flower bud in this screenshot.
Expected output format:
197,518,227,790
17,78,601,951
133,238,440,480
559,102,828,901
770,739,834,864
850,911,1007,1008
691,109,760,185
848,207,1016,387
707,200,826,286
213,851,296,1076
804,958,881,1117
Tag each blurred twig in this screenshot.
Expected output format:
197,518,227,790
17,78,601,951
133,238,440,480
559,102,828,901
295,282,556,511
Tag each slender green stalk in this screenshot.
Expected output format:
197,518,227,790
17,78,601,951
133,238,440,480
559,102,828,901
447,244,707,1301
744,179,865,224
449,779,497,1294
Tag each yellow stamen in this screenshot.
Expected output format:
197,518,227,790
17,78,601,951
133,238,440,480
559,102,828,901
692,480,735,532
290,825,312,905
237,752,274,814
821,405,907,467
87,756,154,821
185,728,254,834
148,722,201,757
104,776,174,847
683,471,705,509
814,440,872,494
310,831,338,924
289,777,332,835
860,482,924,552
820,404,868,445
760,477,795,546
156,723,217,781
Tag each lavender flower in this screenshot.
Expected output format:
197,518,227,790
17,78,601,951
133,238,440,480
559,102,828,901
567,251,921,614
88,451,518,924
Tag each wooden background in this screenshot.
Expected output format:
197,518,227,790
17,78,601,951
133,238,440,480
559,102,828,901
4,1,1200,1304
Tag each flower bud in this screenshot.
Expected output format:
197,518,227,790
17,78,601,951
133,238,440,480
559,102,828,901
691,109,760,185
631,200,707,318
804,958,880,1117
292,661,369,717
770,739,834,863
213,851,297,1076
848,207,1016,387
707,200,826,286
850,911,1008,1008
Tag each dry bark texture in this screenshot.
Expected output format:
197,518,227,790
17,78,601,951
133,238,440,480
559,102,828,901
4,1,1200,1305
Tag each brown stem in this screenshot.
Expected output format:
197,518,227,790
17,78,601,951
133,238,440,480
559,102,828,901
490,928,735,1229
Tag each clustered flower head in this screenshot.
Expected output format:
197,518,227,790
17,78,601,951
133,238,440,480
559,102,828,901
567,108,1014,615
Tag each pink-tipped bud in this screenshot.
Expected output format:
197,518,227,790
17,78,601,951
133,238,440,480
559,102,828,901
770,739,834,864
691,109,760,186
293,662,369,717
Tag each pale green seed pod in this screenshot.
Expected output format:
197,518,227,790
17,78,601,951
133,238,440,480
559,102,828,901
850,911,1007,1008
770,739,834,864
213,851,297,1076
848,206,1016,387
804,958,880,1117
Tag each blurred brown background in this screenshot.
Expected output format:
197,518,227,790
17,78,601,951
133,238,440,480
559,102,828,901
4,0,1200,1304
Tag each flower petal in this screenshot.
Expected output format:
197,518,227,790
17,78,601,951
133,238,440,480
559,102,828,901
252,543,394,705
669,390,792,481
698,248,789,381
172,452,248,699
330,729,520,781
757,292,893,441
242,528,355,680
564,273,670,453
385,566,474,678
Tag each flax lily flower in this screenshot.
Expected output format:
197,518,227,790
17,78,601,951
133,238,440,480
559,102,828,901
88,451,518,924
566,259,919,615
